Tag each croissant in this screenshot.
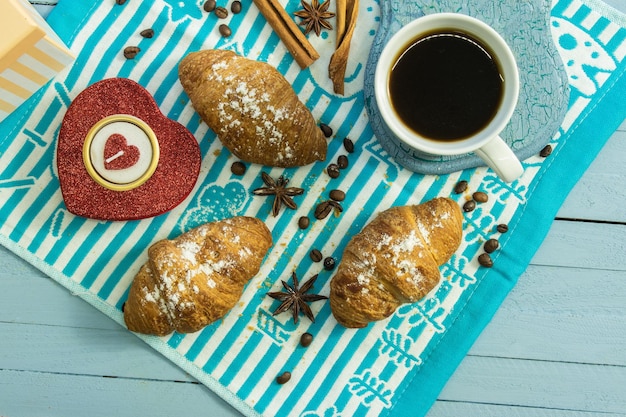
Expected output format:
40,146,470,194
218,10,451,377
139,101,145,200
330,197,463,328
178,49,327,167
123,216,272,336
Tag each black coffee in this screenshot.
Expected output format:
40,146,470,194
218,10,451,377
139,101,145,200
389,31,503,141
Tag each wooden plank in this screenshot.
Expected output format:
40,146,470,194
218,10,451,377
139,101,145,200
0,322,192,382
438,356,626,414
603,0,626,13
2,220,623,328
558,130,626,224
429,401,626,417
6,357,621,417
530,221,626,270
0,247,118,329
0,369,238,417
4,262,623,379
470,265,626,365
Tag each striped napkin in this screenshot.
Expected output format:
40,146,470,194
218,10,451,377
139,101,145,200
1,0,626,416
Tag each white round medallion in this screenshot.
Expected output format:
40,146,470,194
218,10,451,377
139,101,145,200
83,115,159,191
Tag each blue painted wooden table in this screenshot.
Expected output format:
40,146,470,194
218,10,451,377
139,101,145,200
1,1,625,416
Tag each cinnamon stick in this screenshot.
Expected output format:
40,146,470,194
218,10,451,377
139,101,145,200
335,0,347,45
329,0,358,94
253,0,320,68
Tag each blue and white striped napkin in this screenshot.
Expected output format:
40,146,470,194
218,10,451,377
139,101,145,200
2,0,626,416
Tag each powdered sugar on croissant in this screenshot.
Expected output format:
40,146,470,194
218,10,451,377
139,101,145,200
178,49,327,167
124,216,272,336
330,198,463,328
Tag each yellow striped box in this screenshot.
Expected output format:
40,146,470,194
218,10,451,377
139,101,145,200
0,0,74,122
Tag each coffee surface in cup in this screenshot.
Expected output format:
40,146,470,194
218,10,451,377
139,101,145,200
389,31,503,141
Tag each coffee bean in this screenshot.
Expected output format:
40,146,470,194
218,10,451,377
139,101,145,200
473,191,488,203
343,138,354,153
203,0,216,12
453,180,467,194
320,123,333,138
484,238,499,253
123,46,140,59
276,371,291,384
231,0,242,13
230,161,246,175
323,257,336,270
329,189,345,202
115,0,127,5
309,249,323,262
463,200,476,212
329,200,343,214
140,28,154,38
327,164,340,179
497,223,509,233
300,332,313,347
298,216,310,229
314,200,343,219
337,155,349,169
215,6,228,18
540,144,552,157
478,253,493,268
314,201,332,220
219,24,232,37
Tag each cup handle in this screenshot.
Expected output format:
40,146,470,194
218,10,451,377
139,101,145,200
474,136,524,183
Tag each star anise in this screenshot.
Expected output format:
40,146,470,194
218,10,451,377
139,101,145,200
268,272,328,324
294,0,335,37
252,172,304,217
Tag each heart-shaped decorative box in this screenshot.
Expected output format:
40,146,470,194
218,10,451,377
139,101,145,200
57,78,201,221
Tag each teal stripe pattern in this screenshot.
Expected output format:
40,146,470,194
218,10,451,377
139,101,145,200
1,0,626,416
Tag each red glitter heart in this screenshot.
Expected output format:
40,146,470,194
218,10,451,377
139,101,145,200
57,78,202,221
104,134,140,170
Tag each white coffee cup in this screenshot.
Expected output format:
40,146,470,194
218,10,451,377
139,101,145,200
374,13,523,183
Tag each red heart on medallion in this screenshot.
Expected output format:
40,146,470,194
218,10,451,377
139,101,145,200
57,78,202,221
104,134,140,170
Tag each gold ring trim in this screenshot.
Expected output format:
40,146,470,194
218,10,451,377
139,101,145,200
82,115,160,192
